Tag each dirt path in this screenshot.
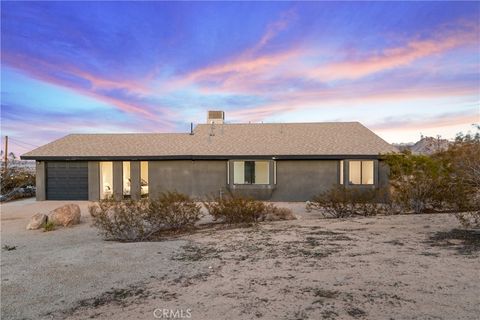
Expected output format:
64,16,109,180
1,200,479,319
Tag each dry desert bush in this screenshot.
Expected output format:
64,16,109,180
261,203,296,221
203,194,295,224
306,186,391,218
90,191,202,241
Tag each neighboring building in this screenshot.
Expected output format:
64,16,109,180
21,111,397,201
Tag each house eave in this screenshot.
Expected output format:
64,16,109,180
21,154,386,161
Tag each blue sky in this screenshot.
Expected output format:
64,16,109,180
1,1,479,155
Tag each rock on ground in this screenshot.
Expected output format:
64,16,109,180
26,213,47,230
48,204,81,227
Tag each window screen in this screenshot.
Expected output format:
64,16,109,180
100,162,113,199
233,161,245,184
123,161,130,197
349,161,362,185
255,161,269,184
361,161,374,184
348,160,374,185
141,161,149,197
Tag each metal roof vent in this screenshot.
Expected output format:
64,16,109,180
207,110,224,124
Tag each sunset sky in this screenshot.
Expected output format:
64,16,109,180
1,1,479,156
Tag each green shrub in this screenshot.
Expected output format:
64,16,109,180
90,191,202,241
43,220,56,232
384,152,448,213
436,129,480,213
384,127,480,216
441,128,480,227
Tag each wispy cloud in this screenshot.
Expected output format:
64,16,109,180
228,77,479,122
163,9,302,93
369,109,479,132
1,52,172,120
250,8,297,52
304,23,479,82
162,17,478,101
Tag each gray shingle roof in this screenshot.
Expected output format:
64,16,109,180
21,122,397,160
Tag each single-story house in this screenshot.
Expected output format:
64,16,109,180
21,111,397,201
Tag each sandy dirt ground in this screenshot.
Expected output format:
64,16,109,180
1,198,479,320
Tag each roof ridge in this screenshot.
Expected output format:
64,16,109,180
196,121,360,126
67,132,190,136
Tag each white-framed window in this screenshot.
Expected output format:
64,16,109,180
100,161,113,199
348,160,374,185
233,160,269,185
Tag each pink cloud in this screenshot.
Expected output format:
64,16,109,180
71,68,151,96
370,110,479,132
168,19,478,96
251,9,297,52
1,52,174,120
229,82,479,122
162,9,302,93
306,28,478,82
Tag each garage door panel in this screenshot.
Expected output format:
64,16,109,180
46,162,88,200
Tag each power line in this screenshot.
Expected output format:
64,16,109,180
6,144,31,156
9,137,40,148
8,137,40,148
8,141,33,151
8,140,32,149
5,141,38,154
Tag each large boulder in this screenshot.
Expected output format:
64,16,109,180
48,204,81,227
26,213,47,230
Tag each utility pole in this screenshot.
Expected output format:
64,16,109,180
3,135,8,173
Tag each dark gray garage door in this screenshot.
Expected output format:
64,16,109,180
46,162,88,200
